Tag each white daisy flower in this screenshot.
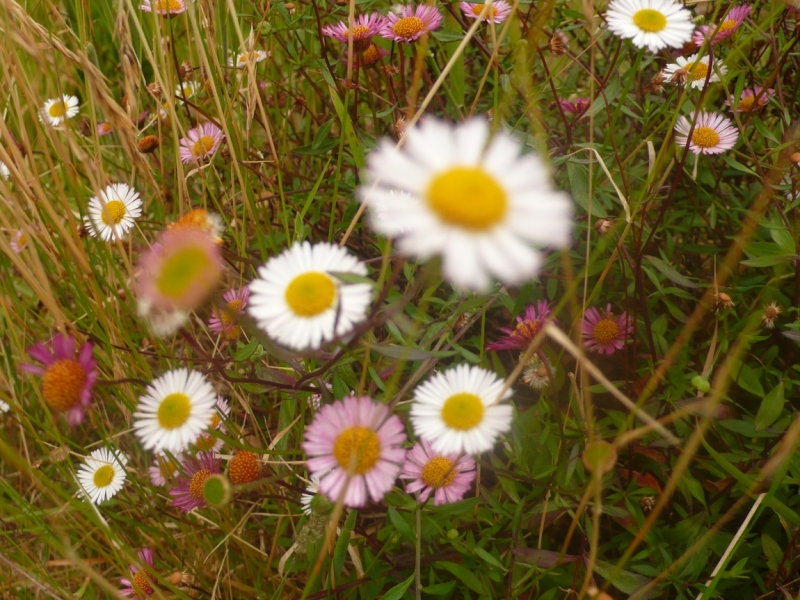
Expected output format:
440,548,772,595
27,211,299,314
39,95,80,126
228,50,269,69
133,368,217,453
663,53,726,89
300,474,322,515
248,241,373,351
0,162,10,180
674,111,738,155
0,399,10,413
77,448,128,504
410,364,513,455
605,0,695,53
175,81,201,104
84,183,143,241
360,118,573,291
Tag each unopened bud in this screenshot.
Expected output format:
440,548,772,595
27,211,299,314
691,375,711,393
548,31,569,56
791,151,800,165
715,292,734,310
137,135,160,154
179,60,194,81
147,81,163,99
594,218,614,235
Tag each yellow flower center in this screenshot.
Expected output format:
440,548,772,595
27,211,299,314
209,412,221,428
192,135,216,157
100,200,127,226
684,61,709,82
361,44,383,64
228,450,262,485
194,433,218,451
392,16,425,38
16,233,29,249
514,320,540,340
632,8,667,32
592,319,620,344
441,393,484,431
221,299,243,325
131,569,156,599
427,167,507,230
333,425,381,474
189,469,212,499
93,465,115,488
421,456,457,488
284,271,337,317
717,19,738,33
471,4,498,17
48,101,68,118
737,96,755,111
157,392,192,429
99,122,112,134
155,0,183,12
155,245,215,301
691,126,720,149
347,24,371,39
157,455,178,479
42,359,86,411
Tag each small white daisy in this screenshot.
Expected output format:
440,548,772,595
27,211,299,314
410,364,513,455
300,474,322,515
248,241,373,351
133,368,217,453
40,95,80,127
0,162,9,180
0,399,10,413
84,183,143,241
77,448,128,504
605,0,695,53
360,118,573,291
175,81,201,104
663,53,726,89
228,50,269,69
674,111,738,155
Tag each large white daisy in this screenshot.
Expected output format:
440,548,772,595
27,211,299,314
359,118,573,291
133,368,217,453
40,95,80,127
248,241,373,351
84,183,143,241
663,53,726,89
605,0,695,53
410,364,513,455
77,448,128,504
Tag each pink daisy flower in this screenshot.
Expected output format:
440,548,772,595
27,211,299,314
674,111,738,155
302,395,407,508
21,334,97,427
726,86,774,112
139,0,187,16
208,286,250,340
120,548,157,598
343,43,390,67
149,451,181,487
381,5,442,43
97,122,113,136
558,97,591,115
459,0,513,23
692,4,751,46
192,397,230,453
169,451,221,513
486,301,554,352
178,122,224,164
580,304,633,355
322,13,387,51
10,229,30,253
401,440,475,505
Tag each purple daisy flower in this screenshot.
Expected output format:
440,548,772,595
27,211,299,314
726,86,774,113
380,5,442,43
580,304,632,355
322,12,387,51
459,0,513,23
402,440,476,505
692,4,751,46
558,97,591,115
21,334,97,427
208,286,250,340
169,452,221,513
178,122,224,164
302,395,407,508
120,548,157,598
486,301,553,352
343,43,390,67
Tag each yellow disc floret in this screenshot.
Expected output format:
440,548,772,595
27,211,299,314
100,200,127,226
440,393,484,430
392,16,425,38
285,271,337,317
42,359,86,411
691,126,720,149
592,319,620,344
421,456,457,488
48,102,67,118
632,8,667,32
333,426,381,474
93,465,115,488
157,392,192,429
427,167,507,230
192,135,216,157
189,469,212,499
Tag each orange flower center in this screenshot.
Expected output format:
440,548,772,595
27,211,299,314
41,359,86,411
189,469,212,499
228,450,262,485
717,19,738,33
737,96,756,111
514,320,540,340
471,4,498,17
131,568,156,598
154,0,183,12
360,44,383,64
221,299,243,325
192,135,216,157
691,126,720,148
333,426,381,474
193,433,218,451
392,16,424,38
347,24,371,39
592,319,620,344
421,456,457,488
684,61,709,82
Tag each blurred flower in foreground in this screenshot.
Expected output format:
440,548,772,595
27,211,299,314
402,439,476,505
605,0,694,53
174,80,200,103
97,122,113,136
119,548,157,598
192,397,230,452
21,334,97,427
0,400,9,413
149,451,181,486
0,161,9,180
559,97,591,115
169,451,221,512
322,13,386,51
674,111,738,155
248,241,372,351
40,94,80,126
727,87,774,112
77,448,128,504
381,5,442,43
167,208,224,243
228,49,269,68
761,302,781,329
303,395,406,507
410,364,513,454
10,229,30,253
487,301,553,351
179,122,224,164
581,304,632,355
133,368,217,452
460,0,513,23
209,286,250,340
692,4,751,46
662,54,726,89
84,183,143,242
360,118,573,291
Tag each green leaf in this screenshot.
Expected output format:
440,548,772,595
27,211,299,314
233,338,260,361
593,560,658,598
432,29,464,43
381,574,414,600
755,382,785,431
719,154,758,176
333,509,357,578
437,561,489,595
643,255,699,288
761,533,783,570
740,255,793,268
736,362,764,396
371,344,435,361
422,581,456,595
387,506,414,542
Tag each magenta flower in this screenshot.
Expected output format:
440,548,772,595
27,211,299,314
169,452,221,513
178,122,224,164
487,301,554,352
303,395,407,507
402,440,476,505
322,12,387,51
120,548,157,598
580,304,632,355
558,97,591,115
674,111,738,155
692,4,751,46
459,0,513,23
21,334,97,427
139,0,186,16
149,451,181,487
208,286,250,340
97,122,113,136
381,5,442,43
726,86,774,113
343,43,390,67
